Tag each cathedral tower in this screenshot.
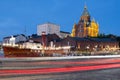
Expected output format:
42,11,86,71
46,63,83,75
71,5,99,37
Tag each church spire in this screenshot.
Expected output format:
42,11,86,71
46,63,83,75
82,4,90,16
84,1,87,9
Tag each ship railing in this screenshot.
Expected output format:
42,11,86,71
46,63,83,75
18,42,42,49
2,43,18,47
17,45,71,50
48,46,71,50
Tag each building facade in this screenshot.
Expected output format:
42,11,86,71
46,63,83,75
29,33,119,53
71,5,99,38
60,31,70,38
37,22,60,36
3,34,27,44
54,37,119,53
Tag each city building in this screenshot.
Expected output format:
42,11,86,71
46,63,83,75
29,32,119,52
71,5,99,38
54,36,119,52
29,33,61,46
37,22,60,37
60,31,70,38
3,34,27,44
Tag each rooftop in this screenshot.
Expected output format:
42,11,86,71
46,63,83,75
60,31,70,34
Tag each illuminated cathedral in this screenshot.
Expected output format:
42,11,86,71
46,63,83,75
71,5,99,37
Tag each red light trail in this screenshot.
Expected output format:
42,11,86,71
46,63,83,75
0,58,120,76
0,64,120,76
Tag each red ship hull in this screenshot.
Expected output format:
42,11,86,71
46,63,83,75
3,46,68,57
3,46,40,57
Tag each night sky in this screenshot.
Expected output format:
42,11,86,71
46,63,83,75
0,0,119,40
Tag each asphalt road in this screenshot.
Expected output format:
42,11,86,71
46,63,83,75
0,57,120,80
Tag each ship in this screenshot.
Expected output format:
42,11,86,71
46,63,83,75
2,42,71,57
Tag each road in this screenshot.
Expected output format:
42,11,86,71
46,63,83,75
0,56,120,80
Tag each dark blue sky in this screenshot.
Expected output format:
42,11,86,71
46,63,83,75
0,0,119,40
